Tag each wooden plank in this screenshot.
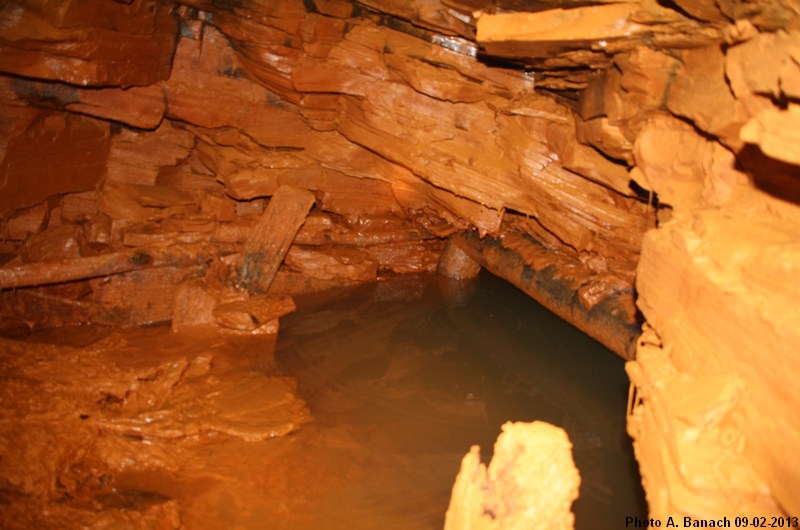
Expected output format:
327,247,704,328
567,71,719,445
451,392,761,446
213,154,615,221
238,186,316,294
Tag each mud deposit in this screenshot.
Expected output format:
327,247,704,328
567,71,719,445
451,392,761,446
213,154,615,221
0,272,645,528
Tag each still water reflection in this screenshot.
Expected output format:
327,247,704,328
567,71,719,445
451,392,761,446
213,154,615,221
275,271,647,528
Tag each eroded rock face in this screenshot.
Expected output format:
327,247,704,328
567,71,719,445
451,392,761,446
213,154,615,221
0,0,177,87
0,0,799,522
0,329,309,529
445,421,581,530
0,110,110,213
0,0,649,358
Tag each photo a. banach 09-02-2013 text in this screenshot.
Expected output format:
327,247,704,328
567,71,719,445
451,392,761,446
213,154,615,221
625,515,800,528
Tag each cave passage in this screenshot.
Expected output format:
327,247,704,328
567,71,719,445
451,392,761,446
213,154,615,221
275,271,647,528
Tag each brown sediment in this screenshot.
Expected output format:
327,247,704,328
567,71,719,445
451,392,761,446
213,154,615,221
0,327,309,530
0,277,639,529
0,0,799,524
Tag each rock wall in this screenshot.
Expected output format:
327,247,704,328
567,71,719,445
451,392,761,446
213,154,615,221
1,0,799,518
0,0,648,355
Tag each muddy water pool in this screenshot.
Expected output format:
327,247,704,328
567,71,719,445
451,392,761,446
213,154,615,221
274,271,647,528
0,271,645,529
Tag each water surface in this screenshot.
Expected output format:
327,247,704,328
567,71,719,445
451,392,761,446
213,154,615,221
275,271,647,528
0,271,645,529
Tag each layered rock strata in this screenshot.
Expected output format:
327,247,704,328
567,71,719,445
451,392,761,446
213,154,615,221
0,0,799,520
1,0,649,354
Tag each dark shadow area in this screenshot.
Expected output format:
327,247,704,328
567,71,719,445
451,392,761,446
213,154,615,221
738,144,800,206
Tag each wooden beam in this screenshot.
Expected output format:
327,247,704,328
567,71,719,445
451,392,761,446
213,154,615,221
238,186,316,294
451,230,640,360
0,242,214,290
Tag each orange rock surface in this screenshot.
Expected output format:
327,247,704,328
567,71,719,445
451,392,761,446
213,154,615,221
445,421,581,530
0,328,309,529
1,0,799,524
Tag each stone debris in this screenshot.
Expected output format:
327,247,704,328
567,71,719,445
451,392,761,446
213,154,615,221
0,329,309,529
445,421,581,530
